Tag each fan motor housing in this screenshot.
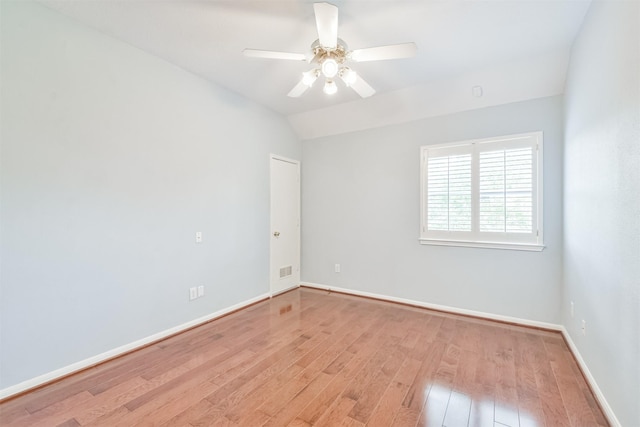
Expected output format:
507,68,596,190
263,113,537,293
311,38,349,65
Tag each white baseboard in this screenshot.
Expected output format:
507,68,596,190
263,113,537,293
300,281,620,427
560,327,621,427
270,284,300,297
0,293,270,401
301,281,561,331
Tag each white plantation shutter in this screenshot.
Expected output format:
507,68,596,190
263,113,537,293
421,132,543,250
427,154,472,231
479,147,533,233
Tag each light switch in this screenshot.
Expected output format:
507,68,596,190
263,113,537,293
195,232,202,243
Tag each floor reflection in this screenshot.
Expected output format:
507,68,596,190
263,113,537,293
420,383,537,427
269,289,301,331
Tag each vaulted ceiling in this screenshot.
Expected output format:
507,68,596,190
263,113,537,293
40,0,591,138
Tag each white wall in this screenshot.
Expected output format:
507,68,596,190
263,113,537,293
302,96,564,324
563,1,640,425
0,1,300,389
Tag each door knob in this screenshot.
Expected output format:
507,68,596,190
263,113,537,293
273,231,280,237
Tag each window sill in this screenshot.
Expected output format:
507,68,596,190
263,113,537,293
419,238,545,252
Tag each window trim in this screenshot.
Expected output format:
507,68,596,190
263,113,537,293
419,131,544,251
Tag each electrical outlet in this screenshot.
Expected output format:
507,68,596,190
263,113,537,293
570,301,574,318
335,264,341,273
581,319,586,336
198,285,205,297
189,287,198,301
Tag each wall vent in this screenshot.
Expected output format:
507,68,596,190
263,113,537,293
279,265,292,278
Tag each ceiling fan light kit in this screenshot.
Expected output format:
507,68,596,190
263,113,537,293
323,80,338,95
243,2,417,99
321,58,339,78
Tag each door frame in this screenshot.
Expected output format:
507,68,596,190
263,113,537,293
269,154,301,296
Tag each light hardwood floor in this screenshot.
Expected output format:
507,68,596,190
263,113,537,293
0,287,608,426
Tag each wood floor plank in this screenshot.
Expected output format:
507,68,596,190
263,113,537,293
0,288,610,427
0,402,30,425
391,341,446,426
261,372,335,427
297,310,405,426
415,338,462,426
292,310,395,422
88,316,250,396
436,316,458,342
10,391,94,427
224,362,306,424
81,404,131,426
493,330,520,427
342,336,401,402
314,396,358,427
348,346,405,423
224,310,368,424
366,380,410,427
433,341,461,386
110,367,221,425
527,333,573,426
230,408,271,427
134,330,237,381
341,416,365,427
292,343,371,425
122,346,246,412
443,348,477,427
365,347,425,426
258,365,329,418
202,336,310,405
73,376,149,424
129,377,220,426
159,398,215,426
474,349,497,399
287,418,312,427
14,342,163,414
514,332,547,426
566,360,609,427
257,326,365,418
56,418,81,427
544,338,600,427
217,311,314,377
189,331,326,425
452,349,478,396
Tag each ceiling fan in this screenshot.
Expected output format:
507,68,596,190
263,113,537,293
243,2,417,99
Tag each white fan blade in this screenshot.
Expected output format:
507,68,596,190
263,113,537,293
346,74,376,98
350,43,417,62
243,49,306,61
287,80,310,98
314,2,338,49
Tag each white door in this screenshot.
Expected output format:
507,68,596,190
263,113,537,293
270,155,300,295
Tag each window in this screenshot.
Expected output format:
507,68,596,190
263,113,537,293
420,132,543,251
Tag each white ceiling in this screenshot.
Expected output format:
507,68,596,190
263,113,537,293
40,0,591,136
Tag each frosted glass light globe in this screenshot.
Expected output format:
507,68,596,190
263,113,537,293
321,58,339,78
323,79,337,95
